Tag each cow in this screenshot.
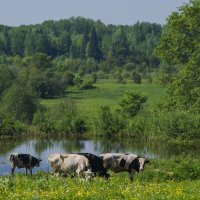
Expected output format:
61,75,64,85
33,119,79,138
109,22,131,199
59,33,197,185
60,154,94,180
48,153,94,180
100,153,149,181
9,153,42,175
74,153,110,179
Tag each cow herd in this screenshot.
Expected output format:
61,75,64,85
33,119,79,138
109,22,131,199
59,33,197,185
9,152,149,181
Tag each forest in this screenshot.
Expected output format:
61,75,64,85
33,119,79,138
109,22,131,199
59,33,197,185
0,18,161,67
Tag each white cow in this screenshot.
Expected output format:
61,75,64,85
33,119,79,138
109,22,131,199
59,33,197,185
48,153,94,180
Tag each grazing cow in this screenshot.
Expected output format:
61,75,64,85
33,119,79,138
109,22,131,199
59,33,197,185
75,153,110,179
9,153,42,175
60,154,94,180
100,153,149,181
48,153,94,180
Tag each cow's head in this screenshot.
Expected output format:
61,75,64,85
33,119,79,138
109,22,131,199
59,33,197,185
129,157,149,172
138,157,149,171
84,169,95,180
36,159,42,167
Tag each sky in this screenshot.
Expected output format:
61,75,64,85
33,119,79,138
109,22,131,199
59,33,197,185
0,0,189,27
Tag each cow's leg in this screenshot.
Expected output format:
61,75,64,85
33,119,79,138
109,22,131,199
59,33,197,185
26,168,28,175
128,170,135,182
11,167,15,175
29,169,32,176
77,169,84,179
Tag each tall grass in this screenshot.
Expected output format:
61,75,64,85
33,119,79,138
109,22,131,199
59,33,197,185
1,171,200,199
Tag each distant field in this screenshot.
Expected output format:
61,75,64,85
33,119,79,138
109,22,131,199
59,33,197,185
42,79,165,121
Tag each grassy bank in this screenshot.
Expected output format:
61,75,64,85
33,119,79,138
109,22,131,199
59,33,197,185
0,173,199,200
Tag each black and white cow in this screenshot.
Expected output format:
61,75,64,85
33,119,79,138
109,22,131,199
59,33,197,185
9,153,42,175
100,153,149,181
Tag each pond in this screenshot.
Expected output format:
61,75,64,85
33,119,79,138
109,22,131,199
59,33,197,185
0,136,199,176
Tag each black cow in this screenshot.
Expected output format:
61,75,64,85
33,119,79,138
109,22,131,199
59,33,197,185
9,153,42,175
75,153,110,179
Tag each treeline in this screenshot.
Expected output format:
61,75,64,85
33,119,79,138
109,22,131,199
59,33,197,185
0,17,162,69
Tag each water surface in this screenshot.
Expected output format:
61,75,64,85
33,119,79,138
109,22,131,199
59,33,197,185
0,136,199,175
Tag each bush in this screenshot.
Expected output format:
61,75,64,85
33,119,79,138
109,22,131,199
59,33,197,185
126,117,147,137
94,105,126,136
0,112,27,136
119,92,147,117
0,84,38,123
33,100,86,134
79,79,95,90
132,71,142,84
149,111,200,139
33,105,56,133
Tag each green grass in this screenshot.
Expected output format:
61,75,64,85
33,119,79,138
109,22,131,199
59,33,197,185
2,157,200,199
42,79,165,121
0,173,199,200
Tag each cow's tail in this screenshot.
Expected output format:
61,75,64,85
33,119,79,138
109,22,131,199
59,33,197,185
9,154,15,162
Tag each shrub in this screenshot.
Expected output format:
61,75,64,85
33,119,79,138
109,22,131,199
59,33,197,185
149,111,200,139
33,100,86,134
94,105,126,136
0,84,38,123
33,105,56,133
79,79,95,90
126,117,147,137
119,92,147,117
132,71,142,84
0,112,27,136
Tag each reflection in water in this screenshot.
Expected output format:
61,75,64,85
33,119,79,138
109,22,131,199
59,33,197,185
0,135,199,175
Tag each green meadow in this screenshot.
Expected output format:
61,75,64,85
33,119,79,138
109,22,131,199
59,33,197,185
42,79,165,121
0,173,199,200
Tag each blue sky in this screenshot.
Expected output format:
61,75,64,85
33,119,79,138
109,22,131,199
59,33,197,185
0,0,189,26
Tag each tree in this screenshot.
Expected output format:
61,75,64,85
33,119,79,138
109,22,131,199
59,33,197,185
119,92,147,117
155,0,200,65
112,26,129,58
30,53,52,71
155,0,200,111
24,29,35,56
10,27,26,56
24,28,50,56
162,58,200,111
57,31,71,55
0,65,14,95
79,32,88,59
1,84,38,123
0,29,11,55
86,27,101,61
